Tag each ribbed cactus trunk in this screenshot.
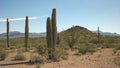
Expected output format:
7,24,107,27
46,17,53,59
98,27,100,44
51,8,57,51
46,8,57,60
25,16,29,51
57,34,60,44
6,18,9,48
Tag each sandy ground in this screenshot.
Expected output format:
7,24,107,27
0,48,120,68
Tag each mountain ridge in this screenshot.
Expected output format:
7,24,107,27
0,26,120,38
92,31,120,36
0,31,46,38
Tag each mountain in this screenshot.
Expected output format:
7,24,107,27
60,26,96,39
92,31,120,36
0,31,46,38
0,26,119,39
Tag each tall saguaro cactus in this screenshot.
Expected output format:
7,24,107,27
98,26,100,44
46,17,53,59
6,18,9,48
51,8,57,51
46,8,57,60
25,16,29,50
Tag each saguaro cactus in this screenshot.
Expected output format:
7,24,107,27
46,17,53,59
57,34,60,44
46,8,57,60
6,18,9,48
51,8,57,51
98,26,100,44
25,16,29,50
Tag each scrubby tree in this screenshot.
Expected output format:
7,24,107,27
65,31,79,48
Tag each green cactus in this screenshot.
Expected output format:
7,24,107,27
6,18,9,48
57,34,60,44
46,17,53,59
25,16,29,51
46,8,57,60
51,8,57,51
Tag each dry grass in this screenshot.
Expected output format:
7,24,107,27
0,48,120,68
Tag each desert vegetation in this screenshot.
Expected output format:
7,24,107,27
0,8,120,68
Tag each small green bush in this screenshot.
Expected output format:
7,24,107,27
36,63,41,68
53,47,68,61
61,55,68,60
78,44,96,54
0,48,7,60
102,44,115,48
29,55,45,64
78,45,88,54
36,45,47,56
14,54,25,60
115,45,120,50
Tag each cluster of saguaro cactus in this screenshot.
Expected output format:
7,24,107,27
6,16,29,49
6,18,9,48
46,8,57,60
25,16,29,50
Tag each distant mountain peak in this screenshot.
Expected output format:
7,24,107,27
65,25,88,32
0,31,46,38
92,31,120,36
62,25,95,37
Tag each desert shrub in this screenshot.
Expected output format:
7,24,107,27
78,45,88,54
116,46,120,50
17,48,24,53
14,54,25,60
101,36,120,48
53,47,68,61
10,46,16,49
64,32,79,48
36,63,41,68
36,45,47,56
115,45,120,50
0,48,7,60
113,57,120,66
29,54,45,64
102,43,117,48
89,37,98,44
61,55,68,60
78,43,96,54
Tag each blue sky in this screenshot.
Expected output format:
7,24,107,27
0,0,120,34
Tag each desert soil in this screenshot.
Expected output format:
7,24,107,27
0,48,120,68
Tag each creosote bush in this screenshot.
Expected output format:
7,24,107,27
78,45,88,54
0,48,8,61
14,54,25,60
29,54,46,64
65,32,79,49
36,45,47,56
78,44,96,54
53,47,68,61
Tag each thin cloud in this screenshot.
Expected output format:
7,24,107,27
0,17,38,22
0,18,6,22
